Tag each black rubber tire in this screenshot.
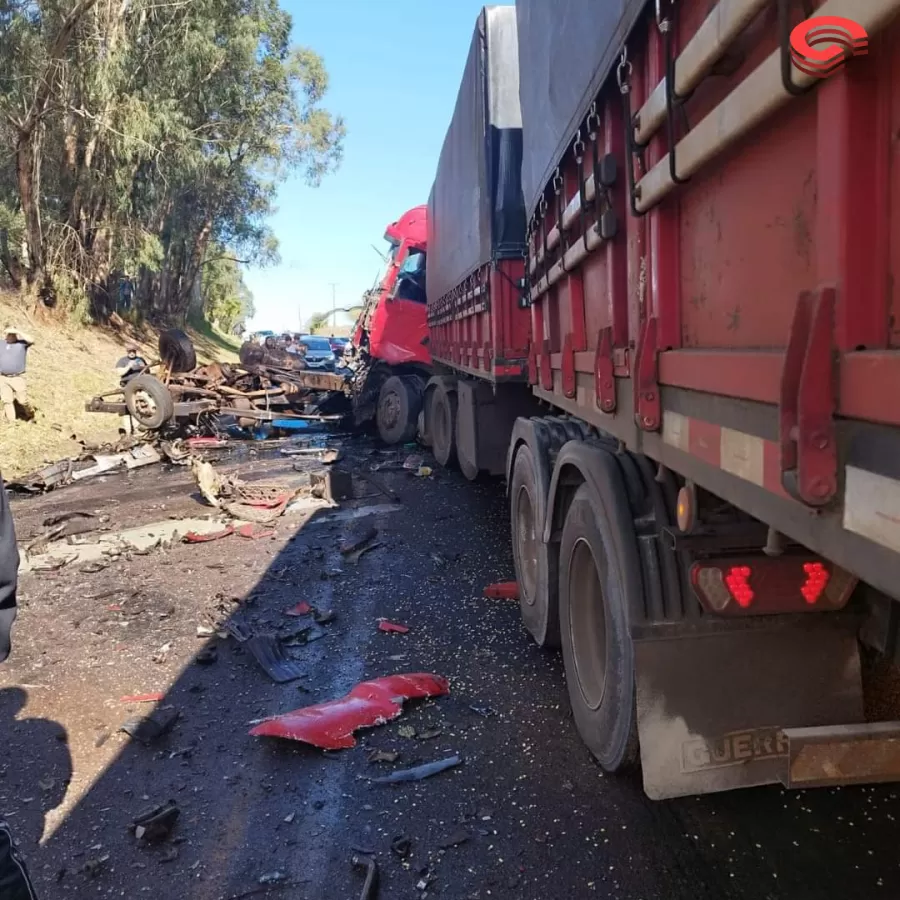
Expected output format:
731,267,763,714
559,478,640,772
510,443,560,648
124,375,175,429
419,386,435,448
430,383,457,467
159,329,197,373
376,375,421,445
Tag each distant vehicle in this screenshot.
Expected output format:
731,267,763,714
298,335,336,370
253,330,275,343
329,337,349,355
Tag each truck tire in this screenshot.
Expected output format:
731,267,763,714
124,375,175,430
159,329,197,373
376,376,421,445
420,385,435,447
430,382,457,467
510,443,559,647
559,479,639,772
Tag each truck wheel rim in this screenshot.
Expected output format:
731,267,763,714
133,390,157,418
515,484,538,607
568,537,608,711
380,390,401,430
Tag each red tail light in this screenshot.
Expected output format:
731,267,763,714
724,566,754,607
801,562,830,604
690,556,856,617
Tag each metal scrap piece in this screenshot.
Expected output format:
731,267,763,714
351,855,379,900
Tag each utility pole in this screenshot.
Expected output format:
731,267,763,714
329,282,338,334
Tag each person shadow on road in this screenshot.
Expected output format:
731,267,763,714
0,687,72,868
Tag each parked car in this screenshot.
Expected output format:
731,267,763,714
298,335,337,370
329,336,349,356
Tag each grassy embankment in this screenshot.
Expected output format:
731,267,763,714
0,291,240,478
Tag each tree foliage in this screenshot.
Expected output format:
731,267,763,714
0,0,344,321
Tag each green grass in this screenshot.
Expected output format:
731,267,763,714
188,317,242,363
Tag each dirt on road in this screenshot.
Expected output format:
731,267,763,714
3,435,900,900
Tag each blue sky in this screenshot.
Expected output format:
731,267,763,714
244,0,502,333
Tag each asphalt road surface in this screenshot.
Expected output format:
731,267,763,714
2,435,900,900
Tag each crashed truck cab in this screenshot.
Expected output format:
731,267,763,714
347,205,433,444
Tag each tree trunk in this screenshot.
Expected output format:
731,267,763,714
16,123,45,286
0,229,22,286
180,218,213,312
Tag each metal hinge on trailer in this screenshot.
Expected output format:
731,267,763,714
779,287,838,507
562,334,576,399
634,317,661,431
540,339,553,392
594,327,616,413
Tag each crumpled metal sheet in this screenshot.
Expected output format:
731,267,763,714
249,673,450,749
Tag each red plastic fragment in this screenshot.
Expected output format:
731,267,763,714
183,526,234,544
249,673,450,749
285,601,313,617
378,621,410,634
237,523,276,540
245,495,291,510
483,581,520,600
121,693,165,703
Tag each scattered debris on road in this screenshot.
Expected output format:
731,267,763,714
370,755,462,784
284,601,312,617
249,674,450,749
120,692,166,703
239,633,306,684
131,801,180,843
120,706,179,744
483,581,519,600
184,525,235,544
351,854,379,900
368,749,400,764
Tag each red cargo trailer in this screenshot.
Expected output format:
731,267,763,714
425,0,900,799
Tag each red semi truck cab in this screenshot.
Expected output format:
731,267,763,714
347,205,433,444
352,204,430,368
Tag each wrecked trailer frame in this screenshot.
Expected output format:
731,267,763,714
86,360,350,432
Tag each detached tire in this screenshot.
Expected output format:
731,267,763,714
510,444,559,648
376,375,422,445
124,375,175,430
159,329,197,373
559,473,640,772
430,382,457,467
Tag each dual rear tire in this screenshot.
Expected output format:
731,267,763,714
511,439,639,772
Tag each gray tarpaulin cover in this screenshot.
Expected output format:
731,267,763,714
427,6,525,306
516,0,646,220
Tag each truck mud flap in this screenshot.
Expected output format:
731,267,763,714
633,616,873,799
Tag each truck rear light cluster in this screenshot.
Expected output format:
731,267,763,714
690,556,857,616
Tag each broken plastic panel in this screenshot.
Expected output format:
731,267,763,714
483,581,520,600
249,673,450,749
